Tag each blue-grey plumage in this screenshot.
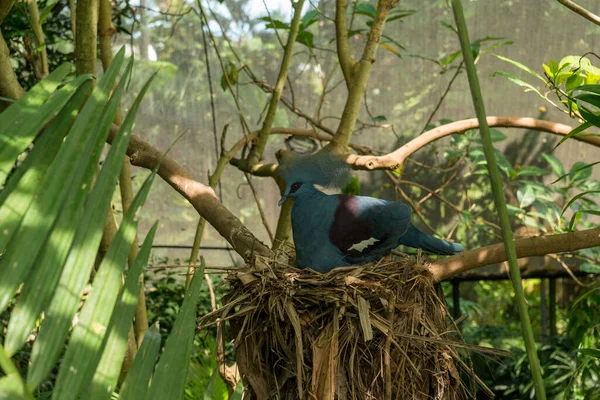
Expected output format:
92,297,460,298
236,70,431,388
278,152,465,272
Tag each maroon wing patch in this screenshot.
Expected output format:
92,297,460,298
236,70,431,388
328,195,372,254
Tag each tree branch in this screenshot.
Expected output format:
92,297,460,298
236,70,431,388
0,31,25,103
327,0,397,153
108,125,272,261
430,227,600,282
245,0,305,169
26,0,49,78
346,116,600,170
556,0,600,26
335,0,354,85
75,0,98,75
0,0,15,26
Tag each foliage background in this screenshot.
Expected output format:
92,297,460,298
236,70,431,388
2,0,600,398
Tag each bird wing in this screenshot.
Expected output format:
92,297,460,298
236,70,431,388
328,194,412,262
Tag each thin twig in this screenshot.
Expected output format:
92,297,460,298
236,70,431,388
419,61,463,134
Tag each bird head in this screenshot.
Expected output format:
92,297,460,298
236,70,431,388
278,151,351,206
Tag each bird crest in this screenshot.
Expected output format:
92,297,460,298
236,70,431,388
278,151,352,189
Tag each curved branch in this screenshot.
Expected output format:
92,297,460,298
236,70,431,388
430,227,600,283
346,116,600,170
108,125,272,261
556,0,600,26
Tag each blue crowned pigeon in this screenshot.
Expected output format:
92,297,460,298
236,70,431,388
278,152,464,273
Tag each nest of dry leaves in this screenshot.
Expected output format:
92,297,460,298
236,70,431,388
201,251,500,400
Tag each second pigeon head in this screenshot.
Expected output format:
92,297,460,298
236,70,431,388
278,151,351,206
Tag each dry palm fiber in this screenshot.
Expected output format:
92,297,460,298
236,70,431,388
200,251,501,399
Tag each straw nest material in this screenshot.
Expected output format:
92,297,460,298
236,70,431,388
202,251,497,399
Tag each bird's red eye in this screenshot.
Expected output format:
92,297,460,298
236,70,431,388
290,183,301,192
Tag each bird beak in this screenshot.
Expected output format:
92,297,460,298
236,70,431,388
278,195,287,206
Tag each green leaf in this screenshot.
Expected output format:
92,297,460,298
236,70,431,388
579,106,600,129
555,121,592,147
259,17,289,30
0,78,91,257
300,9,319,28
506,204,525,215
441,50,460,67
440,21,457,34
574,93,600,108
0,374,33,400
542,153,565,179
342,176,361,195
354,3,376,18
51,173,156,400
2,80,95,355
566,74,584,92
569,161,593,181
472,128,506,143
576,348,600,359
119,323,163,400
296,30,314,48
220,62,238,92
470,41,481,59
386,10,415,23
147,263,205,400
0,51,125,315
517,186,536,208
25,53,155,389
516,166,547,177
573,84,600,95
491,71,544,98
0,63,74,184
88,223,159,400
561,191,600,217
493,54,545,82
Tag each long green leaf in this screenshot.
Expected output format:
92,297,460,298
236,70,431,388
51,173,156,400
147,263,205,400
88,222,159,400
541,153,565,179
4,59,142,356
28,172,156,389
4,87,127,356
0,343,33,400
0,375,33,400
493,54,546,82
0,79,92,254
0,64,81,183
555,121,592,148
573,84,600,95
118,323,162,400
0,49,126,314
560,191,600,217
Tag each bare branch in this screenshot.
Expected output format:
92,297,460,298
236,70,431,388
347,116,600,170
430,227,600,282
556,0,600,26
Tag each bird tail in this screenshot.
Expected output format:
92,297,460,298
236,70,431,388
398,225,464,255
